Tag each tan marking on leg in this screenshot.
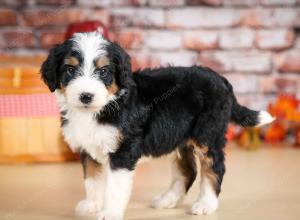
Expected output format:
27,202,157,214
199,155,218,191
81,152,102,179
187,139,209,156
77,153,104,216
187,138,218,191
176,145,197,192
85,158,102,178
188,139,219,215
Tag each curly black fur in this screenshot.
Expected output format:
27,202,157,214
98,64,260,195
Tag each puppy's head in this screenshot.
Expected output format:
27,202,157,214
41,31,132,112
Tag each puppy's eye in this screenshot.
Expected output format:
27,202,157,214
67,66,75,74
97,67,108,77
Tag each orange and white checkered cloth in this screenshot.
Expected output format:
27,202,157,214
0,94,60,117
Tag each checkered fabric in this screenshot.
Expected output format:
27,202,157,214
0,94,60,117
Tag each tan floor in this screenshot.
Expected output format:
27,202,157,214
0,146,300,220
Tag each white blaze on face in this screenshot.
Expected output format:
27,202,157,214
65,32,114,111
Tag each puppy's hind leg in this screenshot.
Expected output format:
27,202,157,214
151,144,197,209
189,138,225,215
75,152,106,216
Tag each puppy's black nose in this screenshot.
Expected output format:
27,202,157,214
79,92,94,104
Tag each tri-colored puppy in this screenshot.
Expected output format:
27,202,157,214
41,31,274,220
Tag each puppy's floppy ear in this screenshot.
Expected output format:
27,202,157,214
107,42,135,89
40,43,67,92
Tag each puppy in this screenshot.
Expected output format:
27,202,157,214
41,31,274,220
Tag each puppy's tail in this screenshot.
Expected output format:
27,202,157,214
231,99,275,127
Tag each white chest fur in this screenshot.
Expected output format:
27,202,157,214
62,110,121,164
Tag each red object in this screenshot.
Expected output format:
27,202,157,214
264,122,286,143
65,21,109,40
226,124,236,141
268,94,299,121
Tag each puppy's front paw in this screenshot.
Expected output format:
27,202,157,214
75,199,99,216
189,198,218,215
98,210,123,220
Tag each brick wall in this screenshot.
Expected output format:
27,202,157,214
0,0,300,109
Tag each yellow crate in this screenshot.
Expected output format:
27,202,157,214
0,59,76,163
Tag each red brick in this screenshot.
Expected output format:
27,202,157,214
78,0,111,7
258,75,299,94
224,74,258,94
274,50,300,73
2,31,36,48
293,8,300,27
112,0,147,6
274,77,299,95
219,28,255,49
112,30,143,49
260,0,297,6
111,8,165,28
183,30,218,51
131,51,198,69
0,0,30,6
199,51,272,73
166,8,241,28
145,31,181,50
295,36,300,48
223,0,258,6
148,0,185,6
0,9,17,25
36,0,75,5
22,9,82,27
186,0,221,6
255,29,295,50
241,8,298,28
198,56,224,73
258,75,276,94
81,9,109,26
152,51,198,67
40,31,65,49
130,51,153,70
236,94,275,110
